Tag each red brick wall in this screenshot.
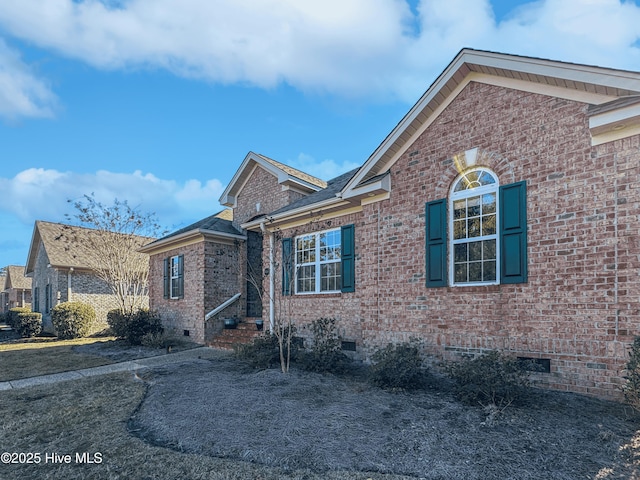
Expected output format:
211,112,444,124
149,239,243,343
234,166,305,229
266,81,640,399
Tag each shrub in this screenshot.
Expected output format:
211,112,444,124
141,330,173,349
107,309,128,338
13,311,42,338
623,337,640,411
369,340,425,390
51,302,96,339
7,307,31,329
446,350,535,408
235,333,281,369
236,326,300,370
300,317,351,374
107,309,163,345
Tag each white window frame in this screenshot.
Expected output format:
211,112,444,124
294,228,341,294
449,168,500,286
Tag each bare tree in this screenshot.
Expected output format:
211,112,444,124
65,194,165,314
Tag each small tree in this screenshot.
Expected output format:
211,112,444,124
65,194,165,314
623,337,640,411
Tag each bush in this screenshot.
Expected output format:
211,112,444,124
300,318,351,374
51,302,96,339
141,330,173,349
446,350,535,408
623,337,640,411
107,308,163,345
13,311,42,338
7,307,31,329
369,340,425,390
107,309,128,338
236,326,300,370
235,333,281,369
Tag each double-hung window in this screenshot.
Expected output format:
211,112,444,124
282,224,355,295
451,169,499,285
163,255,184,299
295,229,342,294
425,167,527,287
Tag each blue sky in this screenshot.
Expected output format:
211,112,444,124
1,0,640,269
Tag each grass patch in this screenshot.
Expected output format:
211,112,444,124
0,337,117,382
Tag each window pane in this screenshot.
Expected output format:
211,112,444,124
479,171,496,186
483,260,496,281
468,196,481,217
453,200,466,219
468,218,481,237
454,263,467,283
482,193,496,214
454,220,466,240
454,243,467,262
484,240,496,260
469,262,482,282
482,214,496,236
469,241,482,261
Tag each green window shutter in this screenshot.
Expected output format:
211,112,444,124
500,181,528,284
163,258,170,299
177,255,184,299
282,238,293,296
425,199,448,287
341,224,355,293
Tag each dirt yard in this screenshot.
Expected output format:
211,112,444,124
119,351,640,480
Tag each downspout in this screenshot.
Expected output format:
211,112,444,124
67,267,74,302
260,222,275,333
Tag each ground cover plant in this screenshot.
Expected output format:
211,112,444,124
1,342,640,479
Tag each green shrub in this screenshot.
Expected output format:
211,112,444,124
51,302,96,339
107,309,128,338
369,340,425,390
446,350,535,408
623,337,640,411
13,311,42,338
107,308,163,345
300,317,351,374
7,307,31,329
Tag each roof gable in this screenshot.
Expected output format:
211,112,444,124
5,265,31,290
342,48,640,197
219,152,327,208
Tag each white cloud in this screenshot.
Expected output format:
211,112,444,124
0,168,225,228
0,0,640,117
289,153,360,181
0,38,57,120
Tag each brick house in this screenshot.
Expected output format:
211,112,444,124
139,152,327,343
148,49,640,398
1,265,32,313
25,221,151,332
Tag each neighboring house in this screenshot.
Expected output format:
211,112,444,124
25,221,151,332
148,49,640,398
2,265,32,312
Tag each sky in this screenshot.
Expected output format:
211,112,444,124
1,0,640,269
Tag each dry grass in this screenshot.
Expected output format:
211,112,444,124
1,345,640,479
0,336,117,381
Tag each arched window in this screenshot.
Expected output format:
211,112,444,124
450,168,499,285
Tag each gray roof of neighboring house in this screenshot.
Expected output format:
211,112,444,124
26,221,153,274
267,168,359,217
5,265,32,290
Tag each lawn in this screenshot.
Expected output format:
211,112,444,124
0,336,117,382
1,343,640,479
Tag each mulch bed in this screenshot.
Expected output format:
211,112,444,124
128,353,640,479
